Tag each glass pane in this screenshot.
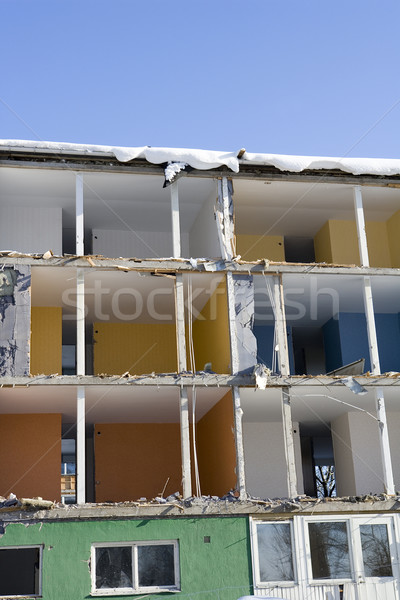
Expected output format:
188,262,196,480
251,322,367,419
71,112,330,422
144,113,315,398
138,544,175,587
256,523,294,582
308,522,351,580
95,546,132,589
0,548,40,596
360,524,392,577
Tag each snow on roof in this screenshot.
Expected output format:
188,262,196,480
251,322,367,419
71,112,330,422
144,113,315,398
1,139,400,177
0,139,240,172
241,151,400,176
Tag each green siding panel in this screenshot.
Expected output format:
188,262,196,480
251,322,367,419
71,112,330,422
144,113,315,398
0,517,252,600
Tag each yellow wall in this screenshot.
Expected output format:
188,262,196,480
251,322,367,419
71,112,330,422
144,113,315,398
30,306,62,375
196,391,236,496
94,423,182,502
191,280,230,374
366,221,392,268
314,220,392,267
93,323,177,375
0,414,61,501
236,234,285,262
314,221,333,264
387,209,400,268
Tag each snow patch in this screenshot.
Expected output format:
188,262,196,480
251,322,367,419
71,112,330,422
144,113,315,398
165,162,188,182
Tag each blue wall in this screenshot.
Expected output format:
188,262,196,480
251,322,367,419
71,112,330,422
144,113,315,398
254,325,295,373
323,313,400,373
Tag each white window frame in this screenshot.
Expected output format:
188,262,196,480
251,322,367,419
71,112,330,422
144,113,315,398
0,544,43,598
304,516,354,585
303,514,399,586
91,540,180,596
250,519,297,589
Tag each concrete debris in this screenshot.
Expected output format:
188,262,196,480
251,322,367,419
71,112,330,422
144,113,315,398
254,364,272,390
0,494,55,511
341,376,368,395
1,492,399,519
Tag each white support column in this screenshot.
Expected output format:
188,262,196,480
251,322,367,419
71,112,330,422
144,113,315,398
354,186,395,495
273,275,290,377
221,177,235,260
376,387,395,495
76,386,86,504
76,173,85,377
281,387,298,498
174,273,192,497
175,274,187,372
354,186,369,267
75,174,86,503
170,181,181,258
76,269,85,376
226,272,240,374
226,272,247,497
179,387,192,498
362,276,381,375
232,386,246,500
76,173,84,256
215,180,227,261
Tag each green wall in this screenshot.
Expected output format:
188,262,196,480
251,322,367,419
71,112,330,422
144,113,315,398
0,516,252,600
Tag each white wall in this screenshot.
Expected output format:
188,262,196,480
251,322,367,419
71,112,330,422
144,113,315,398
332,412,384,496
331,413,356,496
92,229,189,258
388,412,400,492
243,420,303,499
0,206,62,255
189,192,221,259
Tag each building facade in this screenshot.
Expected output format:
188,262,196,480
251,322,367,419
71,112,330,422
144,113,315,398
1,140,400,599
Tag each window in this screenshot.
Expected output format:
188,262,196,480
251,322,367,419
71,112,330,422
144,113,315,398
91,541,180,595
308,521,352,580
360,523,393,578
252,521,295,585
306,517,396,584
0,546,42,597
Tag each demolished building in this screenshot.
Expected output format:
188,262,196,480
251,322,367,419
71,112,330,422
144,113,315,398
1,139,400,598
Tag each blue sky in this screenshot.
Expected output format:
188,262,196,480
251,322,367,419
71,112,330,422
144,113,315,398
1,0,399,158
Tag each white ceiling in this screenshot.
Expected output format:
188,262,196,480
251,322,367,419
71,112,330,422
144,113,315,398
3,166,400,241
240,385,400,426
2,383,399,429
0,167,217,233
254,273,400,327
233,179,400,237
31,267,224,324
0,385,227,424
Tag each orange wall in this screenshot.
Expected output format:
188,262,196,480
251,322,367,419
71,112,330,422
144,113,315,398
196,392,236,496
93,323,177,375
94,423,182,502
0,414,61,501
30,307,62,375
191,280,230,373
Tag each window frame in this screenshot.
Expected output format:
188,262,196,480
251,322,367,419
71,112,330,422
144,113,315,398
304,517,354,585
250,519,297,588
91,540,180,596
304,515,398,585
0,544,43,598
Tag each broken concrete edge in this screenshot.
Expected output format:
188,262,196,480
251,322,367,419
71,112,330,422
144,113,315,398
1,495,400,523
0,253,399,277
1,372,400,387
